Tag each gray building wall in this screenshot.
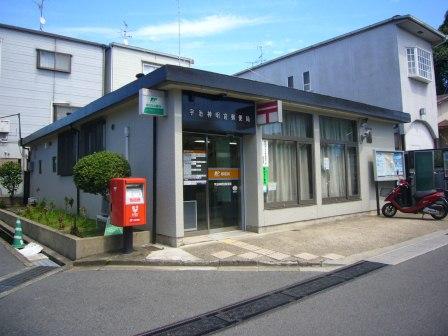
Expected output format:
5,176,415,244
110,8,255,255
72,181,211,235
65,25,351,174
0,27,104,161
29,98,154,231
238,22,439,149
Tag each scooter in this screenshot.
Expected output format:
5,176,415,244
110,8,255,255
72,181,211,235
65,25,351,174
382,179,448,220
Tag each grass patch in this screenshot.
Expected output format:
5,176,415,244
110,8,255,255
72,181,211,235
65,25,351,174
13,200,100,238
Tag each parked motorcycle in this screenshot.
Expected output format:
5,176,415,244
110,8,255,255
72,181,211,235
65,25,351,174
382,179,448,220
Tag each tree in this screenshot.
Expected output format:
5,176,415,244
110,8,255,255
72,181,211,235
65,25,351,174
0,161,23,199
73,151,131,198
434,10,448,95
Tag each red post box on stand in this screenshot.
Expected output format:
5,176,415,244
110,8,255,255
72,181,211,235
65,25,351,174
109,177,147,253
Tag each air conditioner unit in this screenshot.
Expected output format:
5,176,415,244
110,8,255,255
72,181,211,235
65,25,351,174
0,133,8,143
0,120,10,133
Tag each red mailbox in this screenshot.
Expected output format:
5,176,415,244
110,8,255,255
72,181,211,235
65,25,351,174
109,177,147,227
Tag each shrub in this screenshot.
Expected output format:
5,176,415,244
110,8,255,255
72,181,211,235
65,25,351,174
0,161,23,199
73,151,131,197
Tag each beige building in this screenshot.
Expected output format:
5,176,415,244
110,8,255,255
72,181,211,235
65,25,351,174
23,66,410,246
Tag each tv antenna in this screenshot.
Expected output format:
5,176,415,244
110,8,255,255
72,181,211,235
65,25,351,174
177,0,181,65
120,21,133,45
245,45,266,68
35,0,46,31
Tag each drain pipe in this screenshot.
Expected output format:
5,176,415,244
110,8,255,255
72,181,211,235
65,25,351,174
151,117,157,243
124,126,130,161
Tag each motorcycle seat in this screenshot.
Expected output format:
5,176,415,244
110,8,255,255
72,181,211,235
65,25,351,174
414,190,437,200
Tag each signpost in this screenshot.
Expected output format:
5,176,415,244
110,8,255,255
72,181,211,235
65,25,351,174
373,149,406,215
139,89,166,117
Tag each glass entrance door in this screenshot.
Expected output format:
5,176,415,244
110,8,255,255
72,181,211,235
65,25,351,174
183,133,241,232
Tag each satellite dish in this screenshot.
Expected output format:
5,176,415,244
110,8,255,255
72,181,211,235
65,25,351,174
39,16,46,25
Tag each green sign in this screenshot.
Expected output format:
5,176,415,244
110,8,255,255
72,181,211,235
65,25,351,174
262,166,269,188
139,89,166,117
104,217,123,236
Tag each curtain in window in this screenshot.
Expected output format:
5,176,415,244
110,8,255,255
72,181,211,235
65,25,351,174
55,54,71,72
299,144,313,200
347,147,359,196
320,116,356,142
39,50,54,69
267,140,298,203
262,112,312,138
321,144,346,198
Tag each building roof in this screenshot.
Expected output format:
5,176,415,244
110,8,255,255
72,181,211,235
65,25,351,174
0,22,106,48
235,14,447,76
438,94,448,105
22,65,411,145
109,43,194,64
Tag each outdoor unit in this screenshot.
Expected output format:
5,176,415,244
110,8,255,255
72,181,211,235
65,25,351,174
0,120,10,133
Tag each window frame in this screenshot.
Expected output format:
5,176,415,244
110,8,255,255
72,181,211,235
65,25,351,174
319,116,360,204
142,61,159,75
57,130,77,176
406,46,432,83
53,103,79,122
287,76,294,88
262,111,315,209
303,71,311,91
36,49,72,73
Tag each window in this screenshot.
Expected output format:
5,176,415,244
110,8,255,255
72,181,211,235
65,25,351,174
37,49,71,73
320,116,359,202
303,71,311,91
53,104,78,122
52,156,57,173
406,47,432,82
262,111,314,207
38,160,42,174
287,76,294,88
57,130,77,176
79,119,105,157
142,62,159,75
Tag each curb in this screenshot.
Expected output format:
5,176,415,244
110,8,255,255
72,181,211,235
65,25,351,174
0,220,71,268
72,258,322,268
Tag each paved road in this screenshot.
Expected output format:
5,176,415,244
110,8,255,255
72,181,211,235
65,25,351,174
1,245,448,335
0,241,26,277
219,244,448,336
0,266,319,336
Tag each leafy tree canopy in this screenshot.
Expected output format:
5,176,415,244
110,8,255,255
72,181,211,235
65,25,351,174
0,161,23,199
434,10,448,95
73,151,131,197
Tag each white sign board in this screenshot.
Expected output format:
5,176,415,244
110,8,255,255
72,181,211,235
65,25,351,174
262,140,269,167
139,89,166,117
373,150,405,181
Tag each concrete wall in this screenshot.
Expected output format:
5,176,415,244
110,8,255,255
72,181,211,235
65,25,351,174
0,27,104,160
107,45,192,92
396,27,439,148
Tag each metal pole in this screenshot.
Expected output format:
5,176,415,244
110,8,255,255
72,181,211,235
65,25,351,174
152,117,157,243
123,226,133,253
375,181,380,216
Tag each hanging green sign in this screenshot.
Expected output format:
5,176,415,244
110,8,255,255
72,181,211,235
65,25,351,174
139,88,166,117
262,166,269,193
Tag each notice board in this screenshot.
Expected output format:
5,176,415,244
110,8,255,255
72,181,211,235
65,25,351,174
373,150,405,181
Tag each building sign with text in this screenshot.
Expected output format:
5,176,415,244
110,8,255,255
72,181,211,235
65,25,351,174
182,91,255,134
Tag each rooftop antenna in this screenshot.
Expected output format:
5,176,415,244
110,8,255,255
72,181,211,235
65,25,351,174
35,0,46,31
177,0,181,66
120,21,133,45
257,45,265,65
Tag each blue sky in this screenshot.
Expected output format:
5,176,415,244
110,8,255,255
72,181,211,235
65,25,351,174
0,0,446,74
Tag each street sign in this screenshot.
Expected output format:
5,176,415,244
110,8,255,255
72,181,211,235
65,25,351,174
139,89,166,117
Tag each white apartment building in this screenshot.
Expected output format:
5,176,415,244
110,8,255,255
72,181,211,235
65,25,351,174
0,23,194,166
236,15,446,150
